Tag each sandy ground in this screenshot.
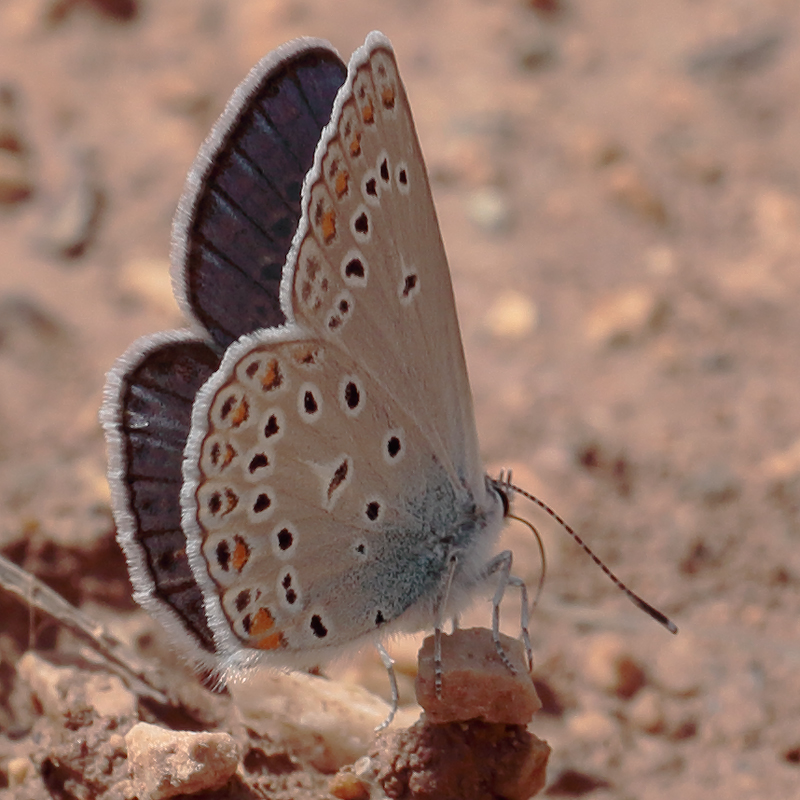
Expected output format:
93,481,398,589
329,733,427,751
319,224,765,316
1,0,800,797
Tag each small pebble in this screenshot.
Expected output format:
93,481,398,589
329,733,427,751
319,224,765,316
584,632,646,699
45,0,138,23
627,688,665,734
567,709,618,741
465,187,513,234
546,769,610,795
484,290,538,339
0,149,33,204
17,652,84,720
125,722,240,800
684,463,740,505
328,769,371,800
0,85,28,155
516,35,557,72
415,627,541,724
0,85,33,204
687,27,783,78
370,716,550,800
37,151,103,259
17,652,138,722
567,128,624,169
785,747,800,765
761,438,800,481
523,0,563,15
752,188,799,252
605,163,667,225
89,0,139,21
6,757,32,787
585,286,662,347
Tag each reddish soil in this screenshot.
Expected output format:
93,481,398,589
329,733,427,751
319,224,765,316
1,1,799,798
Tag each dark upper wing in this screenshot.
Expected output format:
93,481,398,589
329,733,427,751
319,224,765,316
104,40,348,665
103,334,221,659
172,40,348,350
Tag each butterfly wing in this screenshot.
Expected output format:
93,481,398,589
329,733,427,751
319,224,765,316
181,33,504,672
102,333,221,668
173,39,348,349
102,39,347,666
290,36,484,493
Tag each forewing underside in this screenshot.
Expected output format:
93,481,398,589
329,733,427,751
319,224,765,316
289,39,484,494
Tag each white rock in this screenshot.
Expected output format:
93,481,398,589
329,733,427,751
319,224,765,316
230,669,411,774
484,291,538,339
125,722,240,800
6,757,32,787
465,187,513,234
567,709,618,741
585,286,662,346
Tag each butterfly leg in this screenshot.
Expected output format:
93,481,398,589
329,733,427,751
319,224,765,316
432,552,460,699
482,550,533,673
375,642,399,732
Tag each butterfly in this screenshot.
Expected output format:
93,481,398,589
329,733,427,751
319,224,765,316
102,31,675,725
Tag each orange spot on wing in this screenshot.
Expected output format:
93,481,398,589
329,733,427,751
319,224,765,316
334,169,349,198
231,536,250,571
230,398,249,427
361,100,374,124
221,444,236,469
349,132,362,157
209,441,237,471
249,607,274,635
255,631,286,650
228,491,239,512
321,210,336,244
381,86,395,109
261,359,282,391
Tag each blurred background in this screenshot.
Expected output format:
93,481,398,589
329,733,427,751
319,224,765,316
1,0,799,797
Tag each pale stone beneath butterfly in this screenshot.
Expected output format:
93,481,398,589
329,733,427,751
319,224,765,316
125,723,240,800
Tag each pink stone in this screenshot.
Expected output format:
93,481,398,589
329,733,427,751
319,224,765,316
415,627,542,725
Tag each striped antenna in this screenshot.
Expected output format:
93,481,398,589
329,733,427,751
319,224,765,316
497,474,678,634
